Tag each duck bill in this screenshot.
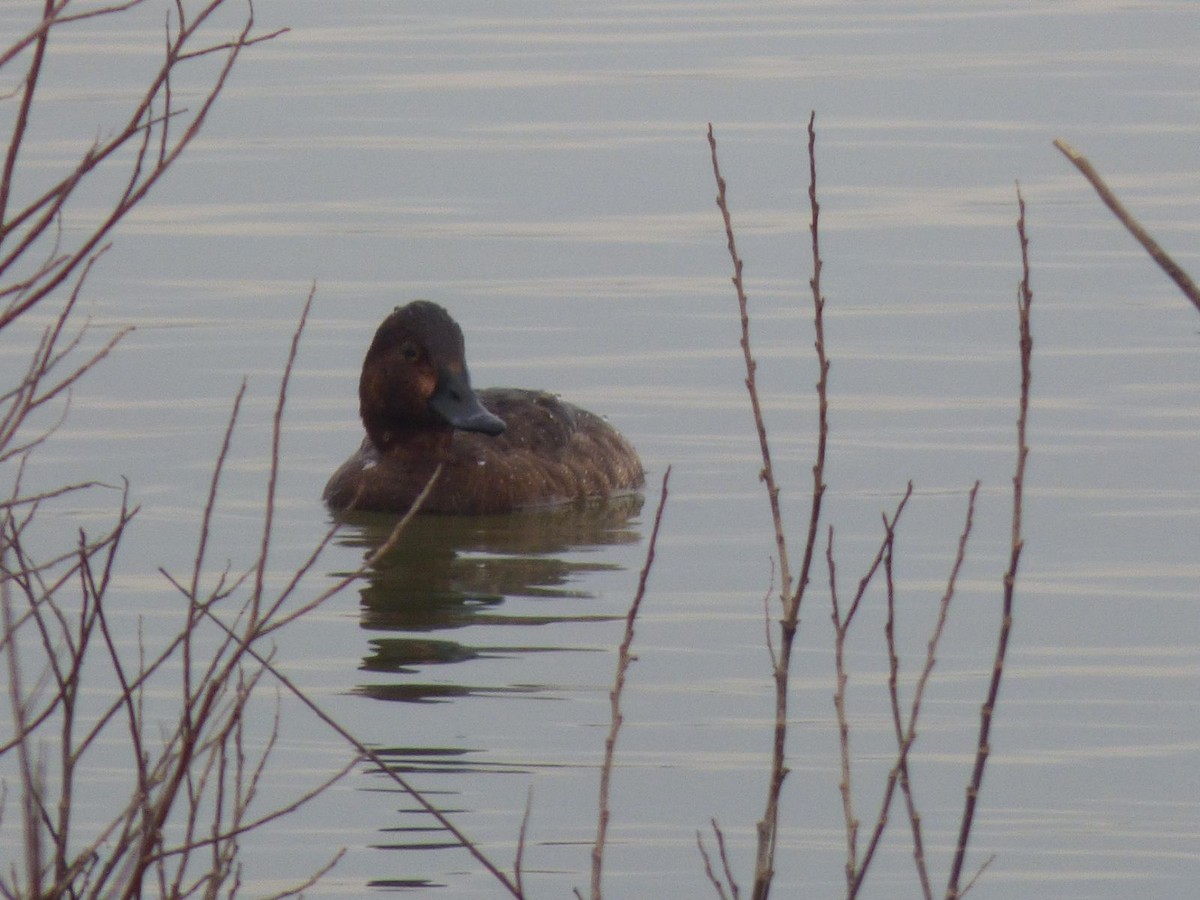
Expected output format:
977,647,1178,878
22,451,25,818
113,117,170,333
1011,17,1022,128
428,368,506,435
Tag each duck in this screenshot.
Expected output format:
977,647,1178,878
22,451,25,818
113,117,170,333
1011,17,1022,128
323,301,645,514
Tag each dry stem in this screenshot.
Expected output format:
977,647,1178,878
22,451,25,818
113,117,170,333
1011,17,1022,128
1053,139,1200,314
882,482,980,900
697,818,741,900
944,188,1033,899
828,484,913,894
590,466,671,900
709,111,830,900
707,118,1025,900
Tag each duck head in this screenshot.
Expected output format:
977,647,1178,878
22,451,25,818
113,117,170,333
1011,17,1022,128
358,300,506,452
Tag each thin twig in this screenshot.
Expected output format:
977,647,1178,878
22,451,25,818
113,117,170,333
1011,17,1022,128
713,818,741,900
706,125,792,604
884,482,980,900
161,463,528,899
829,485,912,896
0,0,54,231
958,852,995,898
945,187,1033,899
252,282,315,622
710,112,830,900
698,834,731,900
0,2,146,72
590,466,671,900
0,1,285,331
1053,139,1200,314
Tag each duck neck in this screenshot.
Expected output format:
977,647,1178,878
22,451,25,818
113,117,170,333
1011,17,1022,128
363,415,454,459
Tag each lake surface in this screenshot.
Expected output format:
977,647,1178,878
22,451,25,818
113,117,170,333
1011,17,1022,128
2,1,1198,897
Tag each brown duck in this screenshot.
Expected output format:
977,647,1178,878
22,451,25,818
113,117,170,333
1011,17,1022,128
324,301,644,514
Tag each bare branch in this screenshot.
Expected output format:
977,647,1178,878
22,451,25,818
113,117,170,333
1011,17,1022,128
706,124,792,605
591,466,671,900
1054,139,1200,314
708,112,830,900
945,187,1034,899
829,485,913,896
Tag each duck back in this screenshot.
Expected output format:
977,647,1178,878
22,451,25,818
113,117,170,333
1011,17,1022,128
324,387,643,514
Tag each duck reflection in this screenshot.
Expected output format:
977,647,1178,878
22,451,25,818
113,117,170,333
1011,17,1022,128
332,495,644,704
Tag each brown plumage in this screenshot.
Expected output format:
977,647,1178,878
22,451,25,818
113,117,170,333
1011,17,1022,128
323,301,644,514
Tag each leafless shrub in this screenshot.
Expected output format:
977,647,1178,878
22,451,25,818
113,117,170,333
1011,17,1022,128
706,116,1034,900
0,5,370,897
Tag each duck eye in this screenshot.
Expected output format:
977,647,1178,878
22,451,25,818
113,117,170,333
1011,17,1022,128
399,341,419,361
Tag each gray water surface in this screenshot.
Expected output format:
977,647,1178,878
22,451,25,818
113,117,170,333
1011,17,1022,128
3,2,1198,897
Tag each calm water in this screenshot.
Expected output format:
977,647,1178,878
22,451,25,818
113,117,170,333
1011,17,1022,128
2,1,1198,897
